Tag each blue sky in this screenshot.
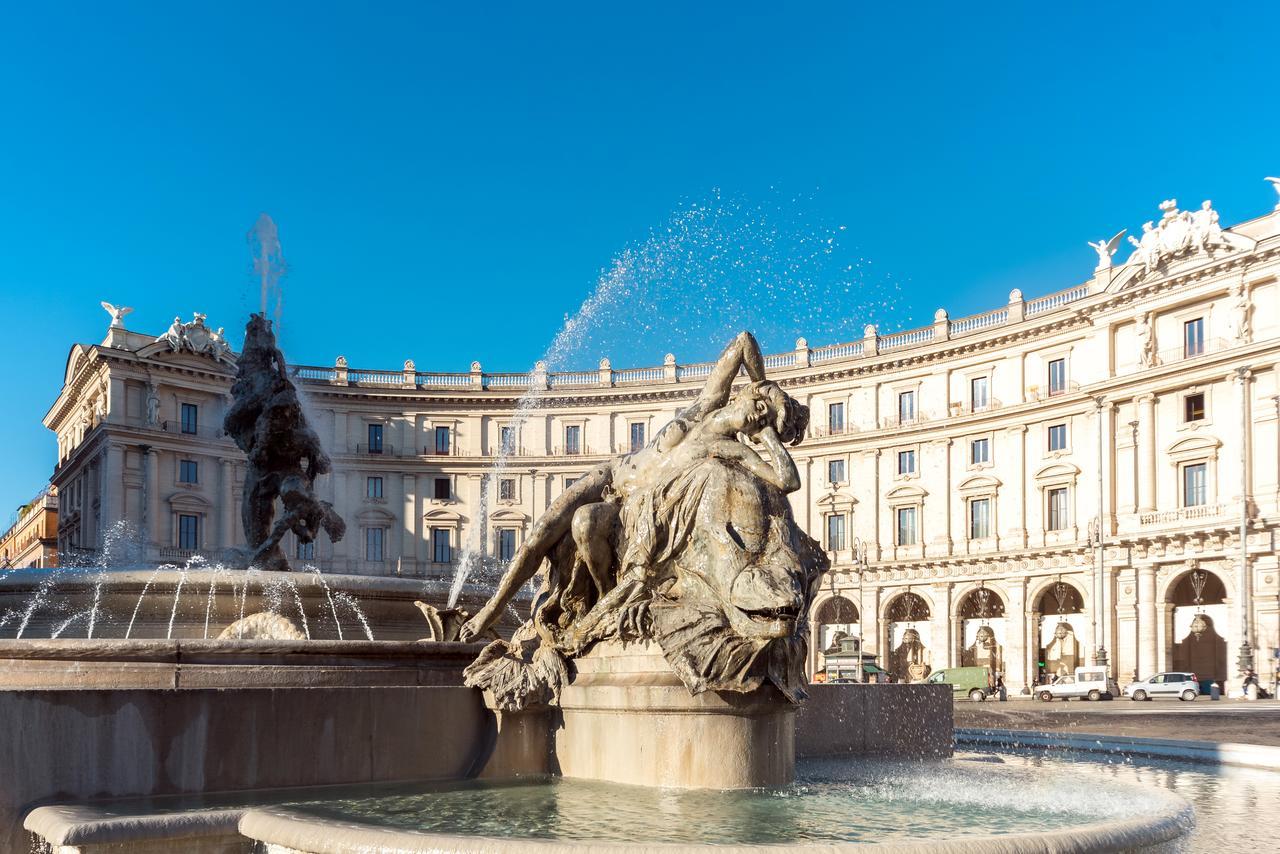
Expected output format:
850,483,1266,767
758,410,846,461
1,3,1278,517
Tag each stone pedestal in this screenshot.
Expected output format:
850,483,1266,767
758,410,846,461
552,640,795,789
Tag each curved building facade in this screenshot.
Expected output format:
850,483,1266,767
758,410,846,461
43,194,1280,692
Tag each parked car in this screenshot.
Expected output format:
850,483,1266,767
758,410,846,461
1122,672,1200,702
925,666,995,702
1036,667,1120,702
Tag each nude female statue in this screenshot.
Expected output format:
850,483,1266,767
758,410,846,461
459,331,808,642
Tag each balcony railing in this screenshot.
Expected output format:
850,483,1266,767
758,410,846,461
160,421,227,440
158,547,218,561
1138,502,1230,527
1154,337,1230,368
1026,285,1089,316
810,341,864,363
810,424,853,438
879,327,934,352
948,399,1003,417
355,443,395,456
1026,381,1081,402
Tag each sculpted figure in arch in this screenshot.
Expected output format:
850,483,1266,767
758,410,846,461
962,624,1003,673
1044,621,1079,678
891,628,931,683
461,332,826,711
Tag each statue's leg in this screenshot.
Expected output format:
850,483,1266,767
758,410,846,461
459,464,612,641
571,501,619,598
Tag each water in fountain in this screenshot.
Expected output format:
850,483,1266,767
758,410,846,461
50,609,91,639
447,189,899,606
248,213,286,330
263,576,311,640
333,592,374,641
125,565,166,640
203,565,233,639
165,559,195,640
85,568,107,639
308,565,345,641
15,567,66,639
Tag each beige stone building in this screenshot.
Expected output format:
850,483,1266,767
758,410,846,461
0,489,58,569
43,194,1280,692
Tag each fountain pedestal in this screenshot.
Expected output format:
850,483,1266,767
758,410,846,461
483,640,795,789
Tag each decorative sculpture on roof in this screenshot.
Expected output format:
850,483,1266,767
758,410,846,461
224,313,345,572
1087,230,1126,272
158,312,236,365
460,331,825,712
100,302,133,329
1123,199,1254,277
1265,177,1280,211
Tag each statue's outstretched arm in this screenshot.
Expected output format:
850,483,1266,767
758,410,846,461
681,332,765,421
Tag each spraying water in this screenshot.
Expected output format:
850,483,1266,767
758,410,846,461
334,592,374,641
308,565,344,641
248,213,287,330
447,189,898,606
125,565,166,640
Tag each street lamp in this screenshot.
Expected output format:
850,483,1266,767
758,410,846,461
851,536,870,679
1091,395,1109,670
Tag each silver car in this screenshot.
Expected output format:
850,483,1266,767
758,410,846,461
1123,672,1200,702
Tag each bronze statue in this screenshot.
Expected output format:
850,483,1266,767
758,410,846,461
224,314,345,571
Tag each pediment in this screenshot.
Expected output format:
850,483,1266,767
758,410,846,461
1033,462,1080,481
884,484,927,501
138,341,237,373
63,344,90,386
356,507,396,524
166,491,212,510
816,490,857,508
424,507,464,523
490,508,530,524
1167,435,1221,456
957,474,1001,492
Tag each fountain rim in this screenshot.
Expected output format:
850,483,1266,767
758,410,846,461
237,786,1195,853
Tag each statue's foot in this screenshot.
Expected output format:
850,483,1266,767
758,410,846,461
458,609,495,643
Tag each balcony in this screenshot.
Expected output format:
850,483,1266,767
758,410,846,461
158,547,219,562
948,399,1003,417
1026,381,1080,402
810,424,853,438
1137,502,1231,528
356,443,395,456
1154,337,1230,368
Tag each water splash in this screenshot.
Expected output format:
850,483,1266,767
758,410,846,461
165,561,195,640
248,213,287,329
447,189,898,605
51,609,91,639
308,565,344,641
334,592,374,641
85,568,107,639
125,565,166,640
16,567,65,639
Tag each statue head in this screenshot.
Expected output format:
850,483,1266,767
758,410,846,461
1054,622,1072,641
730,381,809,446
1190,613,1211,637
1143,221,1154,233
1201,200,1212,211
900,628,921,646
975,625,996,648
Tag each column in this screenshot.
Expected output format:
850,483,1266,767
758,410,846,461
1006,578,1028,693
927,439,952,557
1003,425,1027,548
1138,564,1158,679
929,583,952,670
401,473,418,576
219,459,235,550
414,474,428,566
863,584,882,660
330,472,349,567
1137,394,1157,513
97,444,124,548
866,450,881,561
141,447,160,560
1234,368,1254,671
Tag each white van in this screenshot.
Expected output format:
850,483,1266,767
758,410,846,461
1036,667,1120,702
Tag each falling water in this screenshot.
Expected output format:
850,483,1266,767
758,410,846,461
309,565,344,641
203,565,232,639
447,190,898,607
166,564,189,640
248,213,287,329
125,565,166,640
16,567,65,639
334,592,374,641
51,610,91,639
85,569,107,639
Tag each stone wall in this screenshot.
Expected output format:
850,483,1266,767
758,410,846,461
794,683,953,758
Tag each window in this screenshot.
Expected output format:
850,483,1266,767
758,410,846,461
1047,487,1069,531
565,477,578,489
1048,359,1067,396
366,476,383,499
969,497,991,540
898,391,916,423
500,426,514,453
970,376,989,410
826,514,846,551
296,540,314,560
498,478,515,501
828,402,845,434
565,425,581,455
178,514,199,550
1048,423,1067,452
367,423,383,454
1184,392,1206,422
498,529,517,562
629,423,646,453
434,477,450,500
897,449,916,476
179,459,198,483
970,438,990,465
1184,318,1205,358
180,403,198,435
434,426,451,455
431,528,451,563
365,527,384,562
895,506,918,545
828,458,846,484
1183,463,1207,507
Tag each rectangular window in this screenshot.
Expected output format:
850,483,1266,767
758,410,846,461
178,514,199,550
898,391,916,423
1047,487,1069,531
296,539,315,561
367,423,383,454
498,528,517,562
179,459,198,483
970,376,989,410
969,497,991,540
498,478,515,501
180,403,198,435
434,426,451,455
897,449,916,475
1183,463,1207,507
365,527,384,562
565,425,581,455
500,426,514,453
828,458,846,484
1184,392,1206,422
828,402,845,434
630,423,646,453
565,477,578,489
895,506,918,546
970,438,990,465
1048,359,1067,396
434,477,450,500
1048,423,1067,452
432,528,451,563
366,476,383,499
826,514,846,551
1184,318,1205,358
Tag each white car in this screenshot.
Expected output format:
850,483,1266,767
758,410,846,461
1036,667,1120,702
1123,672,1200,702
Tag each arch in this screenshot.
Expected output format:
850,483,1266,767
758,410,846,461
884,591,931,622
1164,564,1229,606
814,595,859,625
1030,577,1087,614
954,584,1007,620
